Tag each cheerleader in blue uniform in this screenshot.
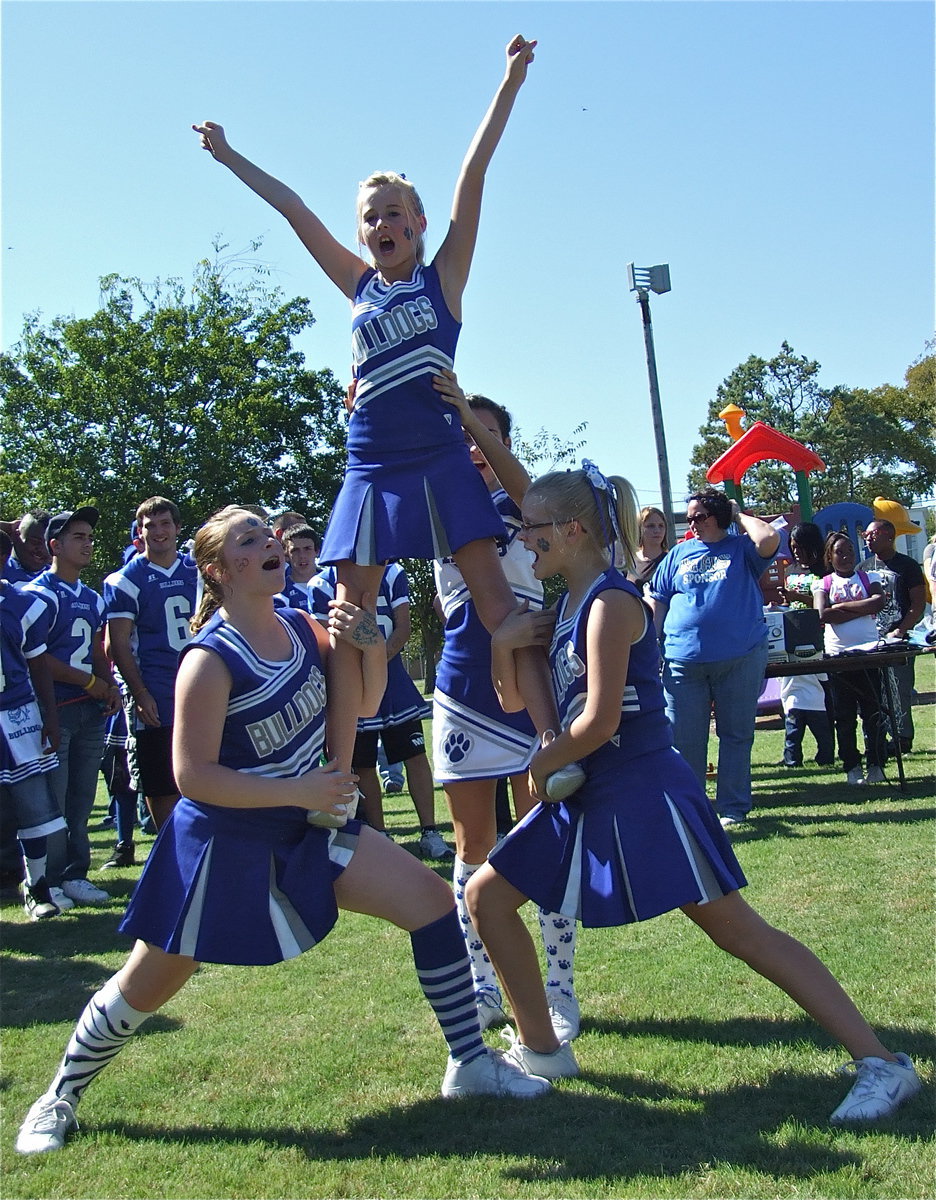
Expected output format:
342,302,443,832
15,507,550,1156
192,35,558,779
430,375,580,1041
466,465,920,1125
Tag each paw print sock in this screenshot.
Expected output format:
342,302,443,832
538,907,578,997
453,857,498,992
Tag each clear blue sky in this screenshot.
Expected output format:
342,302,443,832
3,1,933,509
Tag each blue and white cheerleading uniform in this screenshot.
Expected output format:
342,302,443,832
103,552,198,728
119,607,361,965
309,563,430,731
319,263,503,565
489,569,746,927
433,489,541,782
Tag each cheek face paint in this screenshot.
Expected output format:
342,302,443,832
403,227,412,240
536,537,550,553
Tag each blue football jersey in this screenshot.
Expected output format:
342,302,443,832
103,552,197,725
24,570,106,704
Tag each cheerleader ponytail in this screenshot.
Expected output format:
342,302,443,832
190,505,245,633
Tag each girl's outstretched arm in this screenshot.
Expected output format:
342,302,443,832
432,368,532,505
434,35,536,317
193,121,367,299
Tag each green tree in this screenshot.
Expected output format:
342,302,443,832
688,341,936,513
0,248,348,586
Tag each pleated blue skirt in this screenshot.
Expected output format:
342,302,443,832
119,798,362,965
488,747,747,928
319,441,504,565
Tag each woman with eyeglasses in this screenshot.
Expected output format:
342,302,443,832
647,488,779,828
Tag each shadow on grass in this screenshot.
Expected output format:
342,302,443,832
1,947,184,1034
725,795,935,843
78,1072,924,1187
583,1012,936,1065
0,907,184,1029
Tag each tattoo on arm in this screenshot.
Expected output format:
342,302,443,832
351,611,380,647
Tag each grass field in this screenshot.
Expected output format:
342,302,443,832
2,656,934,1199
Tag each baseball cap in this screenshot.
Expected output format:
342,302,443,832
46,507,100,549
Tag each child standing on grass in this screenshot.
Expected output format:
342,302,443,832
813,532,887,786
778,522,834,769
192,35,561,784
465,464,920,1125
15,506,550,1156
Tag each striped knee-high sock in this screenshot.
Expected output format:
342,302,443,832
453,857,497,992
410,909,486,1066
538,908,578,996
49,977,153,1105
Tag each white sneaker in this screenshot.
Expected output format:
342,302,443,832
501,1029,580,1079
864,765,886,784
48,886,75,911
546,987,581,1041
442,1049,551,1098
476,984,508,1031
418,829,455,861
845,767,866,786
15,1093,78,1154
829,1053,921,1124
61,878,109,905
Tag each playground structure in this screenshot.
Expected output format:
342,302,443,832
707,404,825,520
707,406,920,558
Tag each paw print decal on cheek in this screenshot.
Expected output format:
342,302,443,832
444,730,472,763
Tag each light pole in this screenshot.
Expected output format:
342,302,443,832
626,262,676,547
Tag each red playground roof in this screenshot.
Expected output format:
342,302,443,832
706,421,825,486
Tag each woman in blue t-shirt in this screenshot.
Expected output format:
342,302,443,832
649,489,779,827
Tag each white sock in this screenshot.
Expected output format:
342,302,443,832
23,854,48,888
452,857,497,992
538,907,578,996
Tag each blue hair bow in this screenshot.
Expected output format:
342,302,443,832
581,459,623,552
